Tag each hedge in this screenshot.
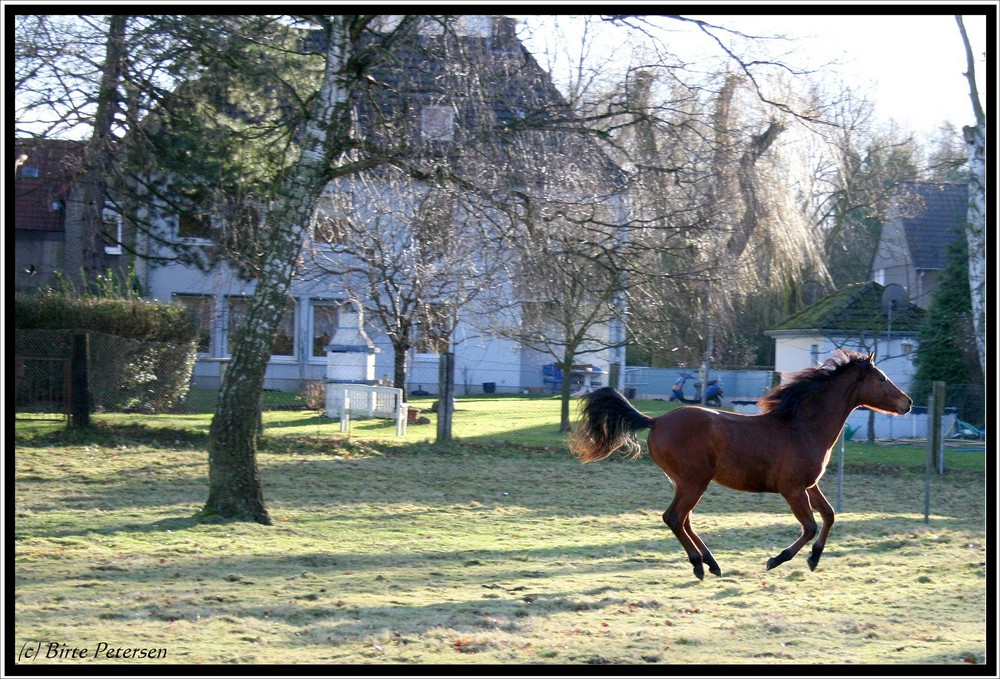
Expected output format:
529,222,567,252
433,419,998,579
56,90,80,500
14,290,199,344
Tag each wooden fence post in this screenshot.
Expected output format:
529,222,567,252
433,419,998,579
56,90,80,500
70,332,91,429
924,380,946,523
436,352,454,444
931,381,946,474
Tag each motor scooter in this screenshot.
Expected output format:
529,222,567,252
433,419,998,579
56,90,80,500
670,371,723,407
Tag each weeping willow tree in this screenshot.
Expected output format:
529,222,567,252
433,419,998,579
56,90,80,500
614,70,831,367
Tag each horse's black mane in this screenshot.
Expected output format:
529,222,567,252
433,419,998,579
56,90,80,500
757,350,872,417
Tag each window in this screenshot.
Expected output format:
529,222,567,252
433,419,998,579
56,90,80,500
178,211,213,241
227,296,296,357
20,166,40,178
174,294,214,353
311,303,340,358
102,208,122,255
174,187,216,241
421,106,455,141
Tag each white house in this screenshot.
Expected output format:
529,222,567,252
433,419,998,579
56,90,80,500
765,280,922,393
135,16,628,396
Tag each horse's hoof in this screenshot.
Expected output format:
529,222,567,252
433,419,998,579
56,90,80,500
807,545,823,571
709,565,723,577
765,557,779,571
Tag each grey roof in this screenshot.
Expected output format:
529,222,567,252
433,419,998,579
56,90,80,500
312,16,626,185
891,182,967,271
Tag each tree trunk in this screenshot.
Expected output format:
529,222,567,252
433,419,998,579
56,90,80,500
559,353,575,433
956,16,986,374
963,122,986,373
393,340,408,391
79,15,127,289
203,18,354,524
728,120,785,258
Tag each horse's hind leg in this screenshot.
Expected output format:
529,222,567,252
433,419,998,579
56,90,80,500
805,486,834,571
766,488,817,571
684,515,722,577
662,481,714,580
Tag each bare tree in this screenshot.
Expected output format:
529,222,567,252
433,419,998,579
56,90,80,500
309,169,508,390
14,15,109,139
489,193,630,431
517,16,845,368
15,15,131,290
304,15,636,433
605,68,833,367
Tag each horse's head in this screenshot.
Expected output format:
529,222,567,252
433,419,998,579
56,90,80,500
854,351,912,415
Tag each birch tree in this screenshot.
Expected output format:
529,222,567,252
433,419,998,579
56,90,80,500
955,14,986,374
203,16,420,523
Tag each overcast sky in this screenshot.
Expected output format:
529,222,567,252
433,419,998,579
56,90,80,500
709,13,989,139
519,12,990,142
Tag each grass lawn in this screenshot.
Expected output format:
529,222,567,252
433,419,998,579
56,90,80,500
12,399,988,667
16,394,985,472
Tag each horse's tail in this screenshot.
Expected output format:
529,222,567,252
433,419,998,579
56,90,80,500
570,387,656,463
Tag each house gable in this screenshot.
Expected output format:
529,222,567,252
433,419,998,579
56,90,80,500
869,182,967,308
14,139,89,290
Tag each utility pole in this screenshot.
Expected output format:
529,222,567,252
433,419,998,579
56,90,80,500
700,325,714,406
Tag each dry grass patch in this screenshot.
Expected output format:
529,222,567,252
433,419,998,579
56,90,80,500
13,424,986,666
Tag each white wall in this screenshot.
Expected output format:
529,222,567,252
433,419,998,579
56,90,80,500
771,332,918,395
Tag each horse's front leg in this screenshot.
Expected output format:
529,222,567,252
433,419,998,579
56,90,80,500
805,486,834,571
766,488,817,571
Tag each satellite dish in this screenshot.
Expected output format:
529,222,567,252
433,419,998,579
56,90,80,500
881,284,906,314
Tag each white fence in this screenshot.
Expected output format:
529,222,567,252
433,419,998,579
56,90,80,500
325,383,407,435
625,367,775,403
731,401,956,441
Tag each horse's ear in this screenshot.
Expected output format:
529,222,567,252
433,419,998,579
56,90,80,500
867,350,876,363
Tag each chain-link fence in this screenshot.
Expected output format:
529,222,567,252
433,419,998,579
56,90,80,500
15,356,71,417
15,329,197,415
14,337,984,444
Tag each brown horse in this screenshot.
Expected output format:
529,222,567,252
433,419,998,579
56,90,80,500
570,350,911,580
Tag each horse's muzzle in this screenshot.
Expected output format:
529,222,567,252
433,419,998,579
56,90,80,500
896,397,913,415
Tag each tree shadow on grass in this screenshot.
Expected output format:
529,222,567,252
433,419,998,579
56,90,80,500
15,440,984,546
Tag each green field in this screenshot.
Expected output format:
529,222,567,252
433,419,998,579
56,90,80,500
13,398,987,667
